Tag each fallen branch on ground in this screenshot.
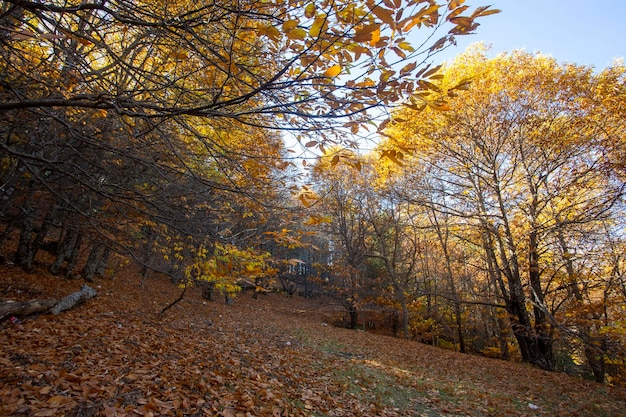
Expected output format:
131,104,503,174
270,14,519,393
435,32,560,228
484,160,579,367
0,299,57,320
50,285,97,315
0,285,97,320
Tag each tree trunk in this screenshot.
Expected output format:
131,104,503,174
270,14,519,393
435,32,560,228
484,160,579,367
400,297,410,339
201,282,215,301
50,228,76,275
82,242,107,281
557,227,605,382
15,198,34,270
348,303,358,329
483,221,554,370
24,204,60,271
64,233,83,279
527,201,555,370
95,247,111,278
430,207,466,352
50,229,82,277
0,223,15,263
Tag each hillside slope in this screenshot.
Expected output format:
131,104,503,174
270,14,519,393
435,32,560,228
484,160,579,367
1,265,625,417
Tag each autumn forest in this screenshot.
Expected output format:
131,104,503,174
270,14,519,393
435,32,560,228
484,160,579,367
1,0,626,415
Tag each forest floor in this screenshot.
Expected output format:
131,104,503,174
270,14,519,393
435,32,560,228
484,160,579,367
1,264,625,417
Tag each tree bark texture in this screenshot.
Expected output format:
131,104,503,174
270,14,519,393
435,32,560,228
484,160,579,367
50,285,97,315
0,299,57,320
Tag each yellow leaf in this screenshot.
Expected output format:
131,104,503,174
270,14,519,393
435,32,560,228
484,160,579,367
299,194,313,207
309,15,326,38
260,25,281,41
397,41,414,52
286,28,307,40
357,78,376,87
282,20,299,31
323,65,341,77
305,3,316,19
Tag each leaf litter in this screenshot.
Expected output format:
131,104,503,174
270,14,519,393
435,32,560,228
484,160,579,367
1,264,625,417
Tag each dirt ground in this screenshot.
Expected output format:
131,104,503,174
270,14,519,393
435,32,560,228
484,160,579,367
1,264,625,417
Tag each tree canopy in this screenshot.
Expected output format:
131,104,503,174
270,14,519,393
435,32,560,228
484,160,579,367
308,46,626,380
0,0,497,280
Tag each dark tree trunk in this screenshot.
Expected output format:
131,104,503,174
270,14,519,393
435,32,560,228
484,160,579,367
348,305,358,329
497,315,511,360
0,223,15,263
15,200,34,270
64,233,83,279
50,229,78,275
484,224,554,371
528,223,555,370
201,282,215,301
82,242,107,281
23,204,60,271
95,247,111,278
585,343,606,383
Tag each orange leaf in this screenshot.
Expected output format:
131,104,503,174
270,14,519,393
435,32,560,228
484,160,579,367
472,6,501,18
353,24,379,42
323,65,341,77
370,27,381,46
448,0,465,10
369,5,395,26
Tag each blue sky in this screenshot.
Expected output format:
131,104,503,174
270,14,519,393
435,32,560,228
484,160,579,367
433,0,625,69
